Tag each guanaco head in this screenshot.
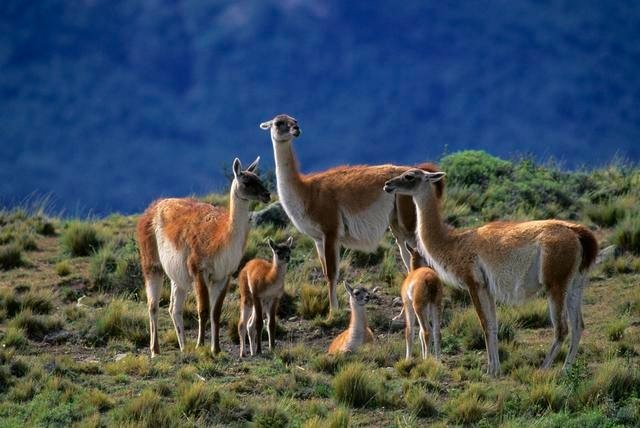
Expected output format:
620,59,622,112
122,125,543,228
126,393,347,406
232,157,271,203
343,283,371,307
383,169,446,198
404,242,425,271
259,114,301,143
267,236,294,263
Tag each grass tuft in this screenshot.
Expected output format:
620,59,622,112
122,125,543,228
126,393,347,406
92,299,148,347
581,360,640,404
178,382,221,420
0,244,24,270
60,221,105,257
404,386,439,418
8,309,62,340
54,260,72,277
298,283,329,319
254,402,290,428
613,213,640,255
333,362,383,408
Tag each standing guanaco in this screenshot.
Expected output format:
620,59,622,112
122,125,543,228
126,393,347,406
328,284,374,354
238,237,293,357
137,157,270,356
399,243,443,360
384,168,597,376
260,114,435,314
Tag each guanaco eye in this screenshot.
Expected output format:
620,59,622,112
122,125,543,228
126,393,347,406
405,175,415,182
275,121,284,127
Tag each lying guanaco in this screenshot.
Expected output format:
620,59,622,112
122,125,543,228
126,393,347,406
328,284,374,354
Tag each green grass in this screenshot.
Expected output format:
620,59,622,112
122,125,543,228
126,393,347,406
613,213,640,255
0,244,24,270
0,152,639,426
332,362,384,408
60,221,105,257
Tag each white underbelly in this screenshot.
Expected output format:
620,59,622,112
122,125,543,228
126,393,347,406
339,194,395,252
475,245,542,304
156,232,191,289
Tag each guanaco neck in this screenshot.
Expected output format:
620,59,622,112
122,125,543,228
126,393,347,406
413,188,451,255
273,139,306,197
227,180,251,243
347,297,368,337
268,253,288,284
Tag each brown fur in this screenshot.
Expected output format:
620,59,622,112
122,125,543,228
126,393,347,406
265,116,441,313
384,168,598,375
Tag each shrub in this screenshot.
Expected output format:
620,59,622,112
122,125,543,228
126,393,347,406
54,260,72,277
92,299,148,347
506,299,550,329
8,309,62,340
333,363,383,408
526,381,568,413
105,355,154,377
15,232,37,251
2,327,27,349
440,150,512,188
254,403,289,428
298,283,329,319
89,240,142,293
0,244,24,270
404,387,438,418
178,382,221,420
446,384,497,424
585,198,628,227
607,319,628,342
60,221,104,257
303,407,350,428
0,288,22,317
614,214,640,255
581,360,640,404
85,388,114,412
9,378,36,402
114,388,176,425
21,289,54,314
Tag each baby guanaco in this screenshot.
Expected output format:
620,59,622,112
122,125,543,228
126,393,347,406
238,237,293,357
328,283,374,354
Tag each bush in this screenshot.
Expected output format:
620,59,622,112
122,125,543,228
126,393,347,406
409,357,447,381
440,150,512,188
333,363,383,408
2,327,27,349
585,198,628,227
526,381,568,413
8,309,62,340
404,387,438,418
506,299,550,329
60,222,104,257
178,382,221,420
446,384,497,424
21,289,54,314
581,360,640,404
254,403,289,428
114,388,176,425
54,260,72,277
92,299,148,347
303,407,350,428
298,283,329,319
89,240,143,293
613,214,640,255
105,355,154,377
607,319,628,342
0,288,22,317
0,244,24,270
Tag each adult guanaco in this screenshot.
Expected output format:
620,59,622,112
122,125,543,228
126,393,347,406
328,284,374,354
260,114,434,313
238,237,293,357
383,168,597,376
137,157,270,356
399,243,443,360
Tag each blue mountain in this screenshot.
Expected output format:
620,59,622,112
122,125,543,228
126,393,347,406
1,0,639,215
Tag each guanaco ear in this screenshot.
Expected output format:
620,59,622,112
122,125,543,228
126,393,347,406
232,158,242,178
404,242,415,254
267,238,276,250
246,156,260,173
259,120,272,130
285,236,294,248
425,171,446,182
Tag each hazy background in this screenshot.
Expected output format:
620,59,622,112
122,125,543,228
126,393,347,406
1,0,639,216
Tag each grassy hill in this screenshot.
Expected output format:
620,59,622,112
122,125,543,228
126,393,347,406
0,151,639,426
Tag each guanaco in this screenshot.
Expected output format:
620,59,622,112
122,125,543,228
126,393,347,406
399,243,443,360
384,168,597,376
328,284,374,354
137,157,270,356
260,114,435,314
238,237,293,357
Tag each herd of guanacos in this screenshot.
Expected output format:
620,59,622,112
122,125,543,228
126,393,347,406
135,114,598,377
